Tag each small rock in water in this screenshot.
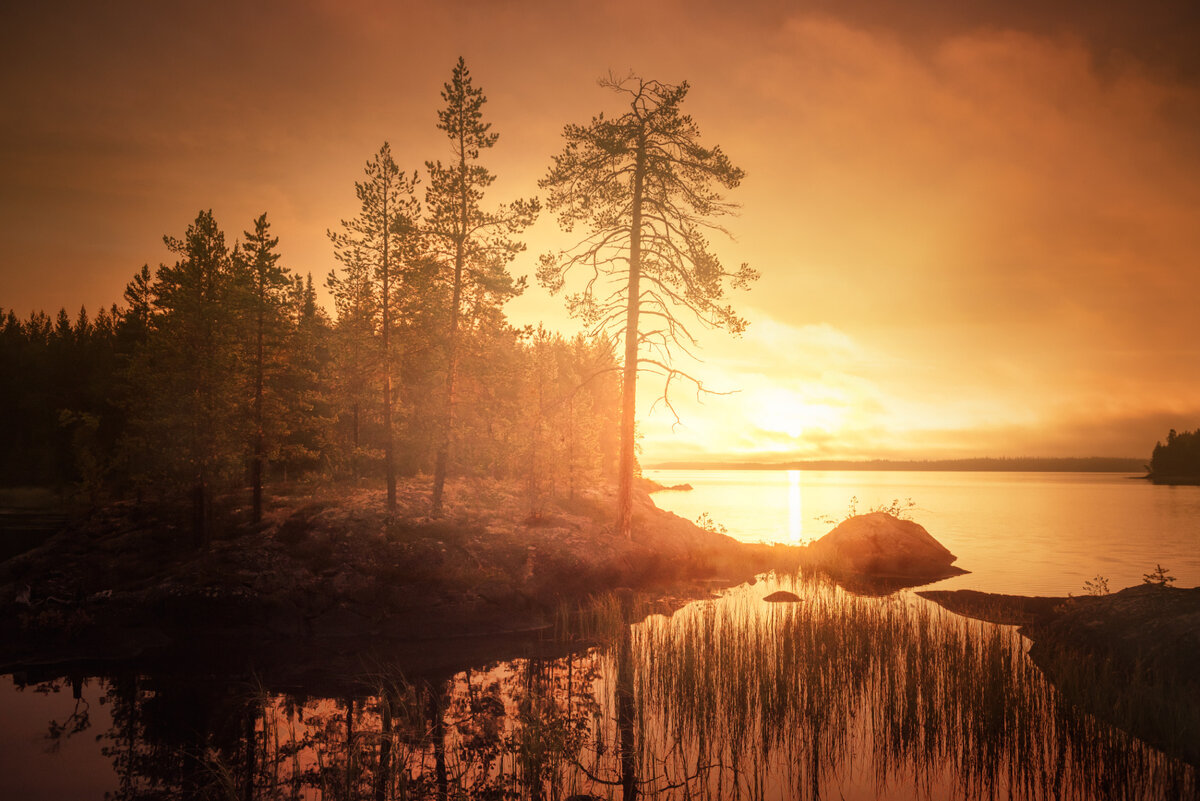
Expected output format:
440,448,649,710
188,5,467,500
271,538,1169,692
763,590,802,602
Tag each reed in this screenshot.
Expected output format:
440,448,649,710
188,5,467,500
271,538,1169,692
87,572,1197,799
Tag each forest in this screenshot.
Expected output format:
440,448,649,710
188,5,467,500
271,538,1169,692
0,62,625,545
1149,428,1200,479
0,62,753,548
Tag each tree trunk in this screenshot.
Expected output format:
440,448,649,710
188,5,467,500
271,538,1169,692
432,143,471,517
381,192,397,513
252,305,264,523
617,138,647,539
351,402,361,481
431,235,463,516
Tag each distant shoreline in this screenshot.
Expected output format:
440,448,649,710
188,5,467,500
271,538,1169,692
646,457,1147,473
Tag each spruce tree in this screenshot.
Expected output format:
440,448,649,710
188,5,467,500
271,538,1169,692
236,213,292,523
135,210,241,546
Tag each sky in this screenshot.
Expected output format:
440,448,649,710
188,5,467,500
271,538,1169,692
3,0,1199,463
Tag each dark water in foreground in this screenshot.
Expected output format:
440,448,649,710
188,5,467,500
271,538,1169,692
2,573,1195,800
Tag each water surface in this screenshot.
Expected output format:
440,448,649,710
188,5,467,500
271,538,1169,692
644,469,1200,594
2,572,1195,800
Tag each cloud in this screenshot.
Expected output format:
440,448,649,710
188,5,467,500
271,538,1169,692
4,1,1199,461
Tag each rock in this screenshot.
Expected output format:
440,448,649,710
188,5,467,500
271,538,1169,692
917,589,1068,626
763,590,802,602
1026,584,1200,768
1023,584,1200,684
806,512,965,581
919,583,1200,768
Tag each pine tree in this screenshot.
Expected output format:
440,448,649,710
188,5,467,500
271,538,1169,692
278,273,334,479
329,144,421,513
327,246,379,480
424,57,538,515
538,76,757,538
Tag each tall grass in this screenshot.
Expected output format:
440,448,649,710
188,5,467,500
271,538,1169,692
85,572,1197,799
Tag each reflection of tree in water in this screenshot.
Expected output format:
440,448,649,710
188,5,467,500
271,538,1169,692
26,576,1198,799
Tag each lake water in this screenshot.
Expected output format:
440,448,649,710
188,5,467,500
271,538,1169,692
3,571,1195,800
643,469,1200,595
3,470,1199,799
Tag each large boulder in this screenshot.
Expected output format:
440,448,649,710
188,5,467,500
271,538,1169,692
806,512,965,581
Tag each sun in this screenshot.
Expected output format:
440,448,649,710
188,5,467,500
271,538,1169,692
750,387,844,440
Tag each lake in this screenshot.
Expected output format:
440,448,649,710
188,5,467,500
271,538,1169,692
643,469,1200,595
2,470,1198,799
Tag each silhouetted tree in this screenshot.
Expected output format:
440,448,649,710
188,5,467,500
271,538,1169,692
1150,428,1200,479
127,210,242,546
234,212,292,523
425,57,538,515
327,245,379,480
329,144,421,513
277,273,335,479
538,75,757,538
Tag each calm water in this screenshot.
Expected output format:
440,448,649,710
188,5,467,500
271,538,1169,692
644,469,1200,595
3,573,1196,800
3,470,1199,798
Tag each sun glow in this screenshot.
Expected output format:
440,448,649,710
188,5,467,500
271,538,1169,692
751,388,844,440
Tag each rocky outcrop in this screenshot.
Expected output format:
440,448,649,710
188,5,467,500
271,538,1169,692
805,512,966,583
1022,584,1200,682
916,589,1068,626
919,583,1200,767
0,478,805,673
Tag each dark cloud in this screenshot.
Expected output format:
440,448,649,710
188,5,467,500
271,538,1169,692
722,0,1200,80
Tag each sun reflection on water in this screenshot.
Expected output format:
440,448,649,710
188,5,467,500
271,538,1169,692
787,469,803,543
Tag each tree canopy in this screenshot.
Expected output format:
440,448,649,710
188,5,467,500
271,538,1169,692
538,74,757,537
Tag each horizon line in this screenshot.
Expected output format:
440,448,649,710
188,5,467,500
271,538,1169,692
645,456,1148,472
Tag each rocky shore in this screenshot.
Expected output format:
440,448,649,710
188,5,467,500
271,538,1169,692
0,478,803,675
919,583,1200,767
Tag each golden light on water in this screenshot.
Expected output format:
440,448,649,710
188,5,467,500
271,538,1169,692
788,469,803,543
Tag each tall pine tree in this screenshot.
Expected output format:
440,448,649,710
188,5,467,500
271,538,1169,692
424,58,538,515
135,210,242,546
539,76,757,538
329,144,421,513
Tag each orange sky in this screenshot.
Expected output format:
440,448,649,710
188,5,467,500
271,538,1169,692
3,0,1198,462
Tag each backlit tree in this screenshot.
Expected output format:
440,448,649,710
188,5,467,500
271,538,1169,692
538,75,757,538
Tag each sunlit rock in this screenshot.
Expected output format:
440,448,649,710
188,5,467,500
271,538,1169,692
806,512,966,581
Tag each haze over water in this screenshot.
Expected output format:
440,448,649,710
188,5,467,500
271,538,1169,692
645,469,1200,595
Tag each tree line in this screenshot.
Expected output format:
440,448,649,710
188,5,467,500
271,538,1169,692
1149,428,1200,479
0,62,754,544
